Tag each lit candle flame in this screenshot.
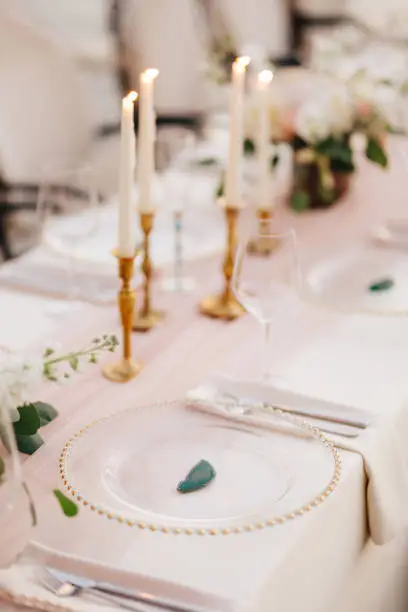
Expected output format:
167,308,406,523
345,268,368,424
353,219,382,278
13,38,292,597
258,69,273,84
141,68,159,83
126,90,138,103
234,56,251,72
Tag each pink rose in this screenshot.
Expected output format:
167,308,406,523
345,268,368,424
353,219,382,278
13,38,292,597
357,101,373,120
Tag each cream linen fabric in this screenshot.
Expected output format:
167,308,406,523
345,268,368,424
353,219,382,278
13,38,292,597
187,374,408,545
0,542,234,612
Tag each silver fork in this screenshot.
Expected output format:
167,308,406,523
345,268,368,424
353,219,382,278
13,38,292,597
39,567,145,611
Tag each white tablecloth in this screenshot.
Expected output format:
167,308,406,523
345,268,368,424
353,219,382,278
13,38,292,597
3,143,408,612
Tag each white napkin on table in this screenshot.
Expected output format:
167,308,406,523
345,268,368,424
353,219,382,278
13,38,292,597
0,542,235,612
187,375,408,546
0,248,119,305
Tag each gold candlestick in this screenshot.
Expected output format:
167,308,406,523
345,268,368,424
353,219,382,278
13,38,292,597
133,211,165,332
103,252,142,382
200,206,245,320
247,209,279,255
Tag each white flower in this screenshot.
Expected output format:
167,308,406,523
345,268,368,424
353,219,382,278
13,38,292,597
295,84,353,143
371,85,400,128
295,99,332,143
349,72,399,128
0,356,42,421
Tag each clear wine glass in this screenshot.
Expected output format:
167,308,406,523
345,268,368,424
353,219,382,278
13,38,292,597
0,399,32,567
232,227,300,382
161,169,196,293
37,165,100,312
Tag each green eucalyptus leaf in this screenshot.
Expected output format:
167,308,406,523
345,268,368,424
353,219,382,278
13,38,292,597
177,459,216,494
243,138,256,155
53,489,79,517
292,135,308,151
69,356,79,372
316,137,353,165
290,190,310,212
366,138,388,168
15,432,44,455
271,153,280,169
0,456,4,482
197,157,218,166
33,402,59,427
13,404,41,436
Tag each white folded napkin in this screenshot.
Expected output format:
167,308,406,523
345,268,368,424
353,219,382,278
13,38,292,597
0,542,235,612
0,248,119,305
187,375,408,546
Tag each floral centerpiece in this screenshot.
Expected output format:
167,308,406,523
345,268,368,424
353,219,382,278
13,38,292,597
245,67,399,211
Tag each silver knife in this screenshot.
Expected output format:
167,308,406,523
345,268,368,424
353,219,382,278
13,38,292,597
47,568,230,612
218,392,370,430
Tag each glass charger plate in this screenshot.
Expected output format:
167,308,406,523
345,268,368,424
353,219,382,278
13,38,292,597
44,183,224,269
59,400,340,536
304,245,408,316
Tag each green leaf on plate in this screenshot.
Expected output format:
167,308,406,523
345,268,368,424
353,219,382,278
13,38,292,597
177,459,216,494
13,404,41,436
15,432,44,455
53,489,79,517
368,277,394,292
33,402,59,427
0,456,5,482
197,157,218,166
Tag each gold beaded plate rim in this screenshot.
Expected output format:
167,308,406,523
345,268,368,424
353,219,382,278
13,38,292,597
58,399,342,536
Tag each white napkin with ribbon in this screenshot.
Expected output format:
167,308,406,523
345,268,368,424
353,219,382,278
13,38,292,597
187,375,408,546
0,542,234,612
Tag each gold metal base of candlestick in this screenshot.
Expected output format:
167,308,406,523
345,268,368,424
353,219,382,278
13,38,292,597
200,293,245,320
247,235,280,255
132,309,165,332
102,358,142,383
200,205,245,321
133,211,166,332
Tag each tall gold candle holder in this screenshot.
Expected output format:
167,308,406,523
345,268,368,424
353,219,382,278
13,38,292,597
103,251,142,382
200,206,245,320
247,208,279,255
133,211,165,332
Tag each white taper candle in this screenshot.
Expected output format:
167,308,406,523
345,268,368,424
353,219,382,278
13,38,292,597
257,69,274,211
137,68,159,213
118,91,137,257
225,56,250,207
